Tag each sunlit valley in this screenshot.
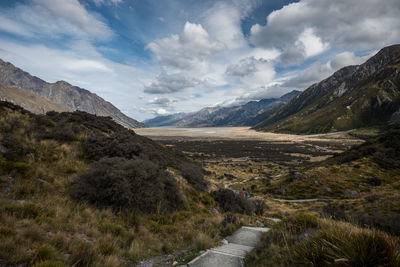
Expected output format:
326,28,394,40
0,1,400,266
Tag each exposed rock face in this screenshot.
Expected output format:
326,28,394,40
0,59,145,128
0,83,70,114
144,90,300,127
255,44,400,133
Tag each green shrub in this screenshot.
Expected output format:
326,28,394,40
69,241,98,267
32,244,56,263
0,226,16,237
2,203,41,219
71,157,184,214
99,222,126,236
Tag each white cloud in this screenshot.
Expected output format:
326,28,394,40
202,2,246,50
226,56,275,88
144,71,200,94
146,22,225,69
250,0,400,65
148,97,177,107
0,0,113,40
297,28,328,57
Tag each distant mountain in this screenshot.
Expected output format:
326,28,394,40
0,59,145,128
144,90,300,127
0,82,71,114
255,44,400,133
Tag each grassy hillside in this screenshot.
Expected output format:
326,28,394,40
0,83,70,114
0,101,266,266
255,45,400,134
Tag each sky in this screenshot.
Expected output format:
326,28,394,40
0,0,399,121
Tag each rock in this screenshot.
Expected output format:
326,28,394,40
0,144,7,154
172,261,178,266
324,186,332,193
343,189,359,199
37,178,49,184
220,239,228,245
296,228,316,242
210,208,219,215
280,188,286,196
255,220,264,227
314,180,320,185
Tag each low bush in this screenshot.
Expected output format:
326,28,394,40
71,157,184,214
179,162,209,190
211,189,254,215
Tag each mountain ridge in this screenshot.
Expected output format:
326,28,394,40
255,44,400,133
144,90,300,127
0,59,145,128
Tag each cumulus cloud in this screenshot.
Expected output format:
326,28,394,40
144,72,200,94
226,56,275,88
148,97,177,107
0,0,113,40
146,22,225,69
250,0,400,65
202,2,246,50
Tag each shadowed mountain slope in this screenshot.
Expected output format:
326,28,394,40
255,44,400,133
0,59,145,128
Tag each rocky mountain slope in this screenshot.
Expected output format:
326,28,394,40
0,59,145,128
255,44,400,133
0,82,71,114
144,90,300,127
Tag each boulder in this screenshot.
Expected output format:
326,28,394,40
344,189,359,199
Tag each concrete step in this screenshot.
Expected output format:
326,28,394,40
211,243,254,258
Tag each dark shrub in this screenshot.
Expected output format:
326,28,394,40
70,157,184,214
179,162,208,190
322,203,348,220
254,200,268,216
355,214,400,236
211,189,254,215
1,135,27,161
365,176,382,186
222,214,240,226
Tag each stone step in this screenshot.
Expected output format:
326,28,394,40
211,243,254,258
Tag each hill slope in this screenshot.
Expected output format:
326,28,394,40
0,59,145,128
0,82,71,114
144,90,300,127
255,44,400,133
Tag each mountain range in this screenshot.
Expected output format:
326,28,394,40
0,59,144,128
254,44,400,133
144,90,300,127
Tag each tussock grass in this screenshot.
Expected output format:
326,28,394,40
246,214,400,266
